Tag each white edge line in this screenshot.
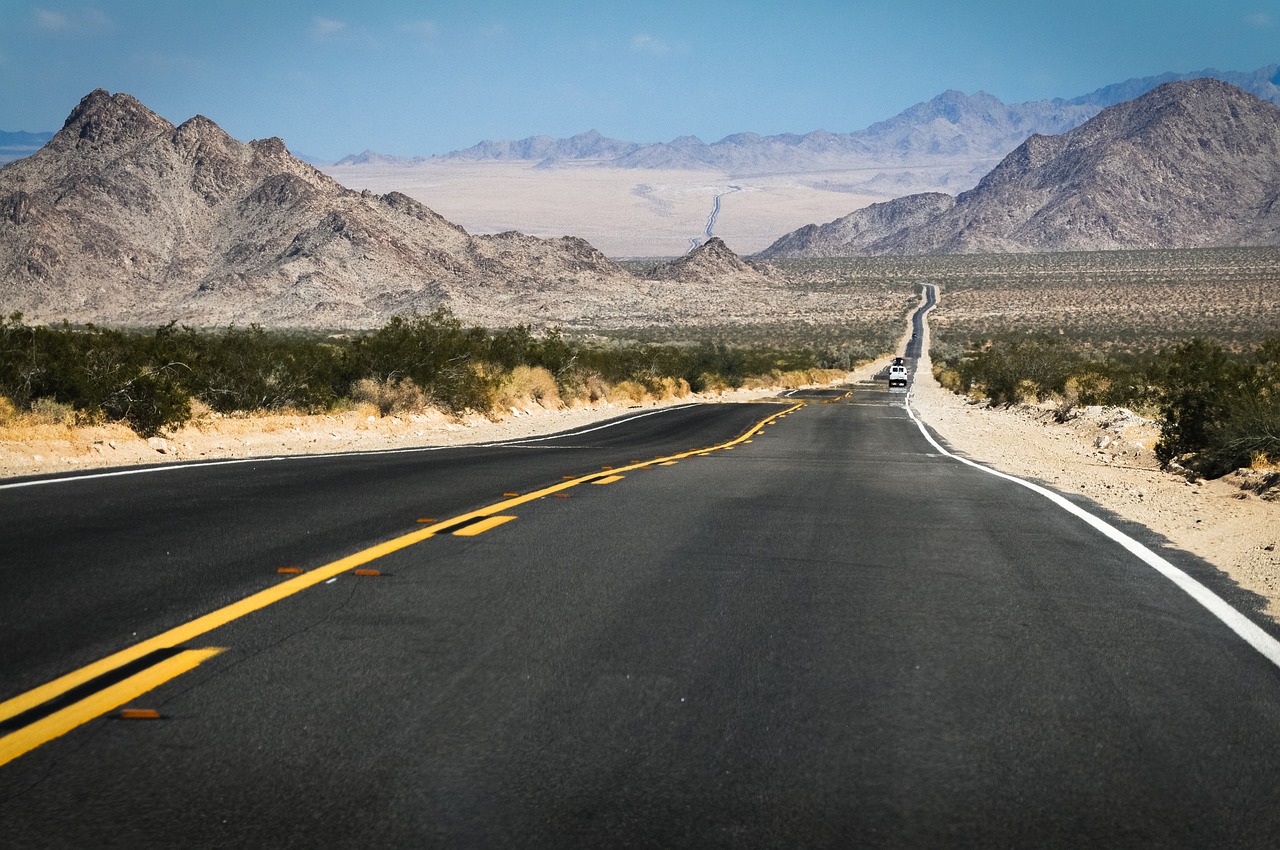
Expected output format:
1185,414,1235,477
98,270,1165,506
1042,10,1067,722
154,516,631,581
0,403,704,491
904,387,1280,671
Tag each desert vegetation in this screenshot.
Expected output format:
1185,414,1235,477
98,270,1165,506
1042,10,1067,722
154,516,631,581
0,310,857,439
915,247,1280,480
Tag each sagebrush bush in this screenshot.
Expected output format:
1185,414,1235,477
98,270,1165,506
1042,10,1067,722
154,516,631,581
493,365,561,410
350,377,426,417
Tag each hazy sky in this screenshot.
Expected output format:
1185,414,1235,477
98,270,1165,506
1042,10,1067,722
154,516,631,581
2,1,1277,161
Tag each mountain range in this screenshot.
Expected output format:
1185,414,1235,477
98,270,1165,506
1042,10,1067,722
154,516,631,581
756,79,1280,256
3,73,1279,330
333,65,1280,175
0,90,644,328
0,90,810,329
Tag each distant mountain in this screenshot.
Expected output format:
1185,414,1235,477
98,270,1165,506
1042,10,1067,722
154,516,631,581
447,130,642,165
0,130,54,165
0,90,637,328
757,79,1280,256
333,64,1280,178
332,149,428,167
1066,64,1280,109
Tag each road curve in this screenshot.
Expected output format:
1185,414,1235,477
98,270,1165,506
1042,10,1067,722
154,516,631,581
4,312,1280,847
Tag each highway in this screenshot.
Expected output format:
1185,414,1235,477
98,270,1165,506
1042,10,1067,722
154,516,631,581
4,301,1280,847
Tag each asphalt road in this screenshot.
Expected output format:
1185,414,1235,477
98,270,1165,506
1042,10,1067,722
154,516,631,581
5,333,1280,847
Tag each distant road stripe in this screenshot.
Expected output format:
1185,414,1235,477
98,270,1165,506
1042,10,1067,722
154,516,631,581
0,648,223,768
0,402,803,747
905,391,1280,671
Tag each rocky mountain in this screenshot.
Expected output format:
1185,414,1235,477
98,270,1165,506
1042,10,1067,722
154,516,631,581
0,89,652,328
756,194,956,258
758,79,1280,256
335,64,1279,178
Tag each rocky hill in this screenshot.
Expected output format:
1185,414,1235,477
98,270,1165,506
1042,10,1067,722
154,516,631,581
758,79,1280,256
756,194,956,258
0,90,652,328
644,237,771,283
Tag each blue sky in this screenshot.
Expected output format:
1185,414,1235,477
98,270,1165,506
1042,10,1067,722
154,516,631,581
1,1,1277,161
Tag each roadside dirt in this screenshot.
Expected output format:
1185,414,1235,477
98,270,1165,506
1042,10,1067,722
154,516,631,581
908,311,1280,621
0,386,799,481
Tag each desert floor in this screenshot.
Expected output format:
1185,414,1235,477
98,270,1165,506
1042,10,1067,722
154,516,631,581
322,160,888,257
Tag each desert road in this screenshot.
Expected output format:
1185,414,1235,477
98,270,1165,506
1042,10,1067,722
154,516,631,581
5,329,1280,847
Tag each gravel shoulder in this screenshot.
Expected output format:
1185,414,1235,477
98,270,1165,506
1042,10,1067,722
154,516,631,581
908,307,1280,621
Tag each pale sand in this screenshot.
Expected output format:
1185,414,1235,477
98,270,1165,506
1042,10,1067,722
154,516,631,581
322,161,884,257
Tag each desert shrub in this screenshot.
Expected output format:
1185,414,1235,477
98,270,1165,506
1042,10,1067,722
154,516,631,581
348,311,494,415
29,397,78,426
493,365,562,410
0,316,195,436
696,373,732,394
1154,338,1280,478
179,325,343,414
944,337,1059,406
650,376,692,400
1056,371,1114,420
101,365,194,437
350,377,426,417
0,308,867,435
607,380,650,404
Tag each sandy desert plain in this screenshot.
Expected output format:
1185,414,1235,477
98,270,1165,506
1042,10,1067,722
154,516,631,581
3,249,1279,618
322,159,949,257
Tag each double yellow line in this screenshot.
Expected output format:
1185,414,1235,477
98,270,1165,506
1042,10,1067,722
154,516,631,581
0,402,800,766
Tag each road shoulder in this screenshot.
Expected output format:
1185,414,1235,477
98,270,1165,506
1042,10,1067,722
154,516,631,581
910,328,1280,621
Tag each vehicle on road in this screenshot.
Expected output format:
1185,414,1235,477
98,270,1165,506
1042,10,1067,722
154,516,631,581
888,364,908,388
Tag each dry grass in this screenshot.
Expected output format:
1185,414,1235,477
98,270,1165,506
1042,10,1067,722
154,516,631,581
493,365,563,410
742,368,849,389
350,378,428,417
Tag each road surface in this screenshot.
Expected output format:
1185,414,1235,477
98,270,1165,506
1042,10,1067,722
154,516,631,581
4,306,1280,847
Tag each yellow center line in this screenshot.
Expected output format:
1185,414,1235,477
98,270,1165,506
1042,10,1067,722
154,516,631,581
0,648,224,768
0,401,803,739
593,475,625,485
452,515,517,536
